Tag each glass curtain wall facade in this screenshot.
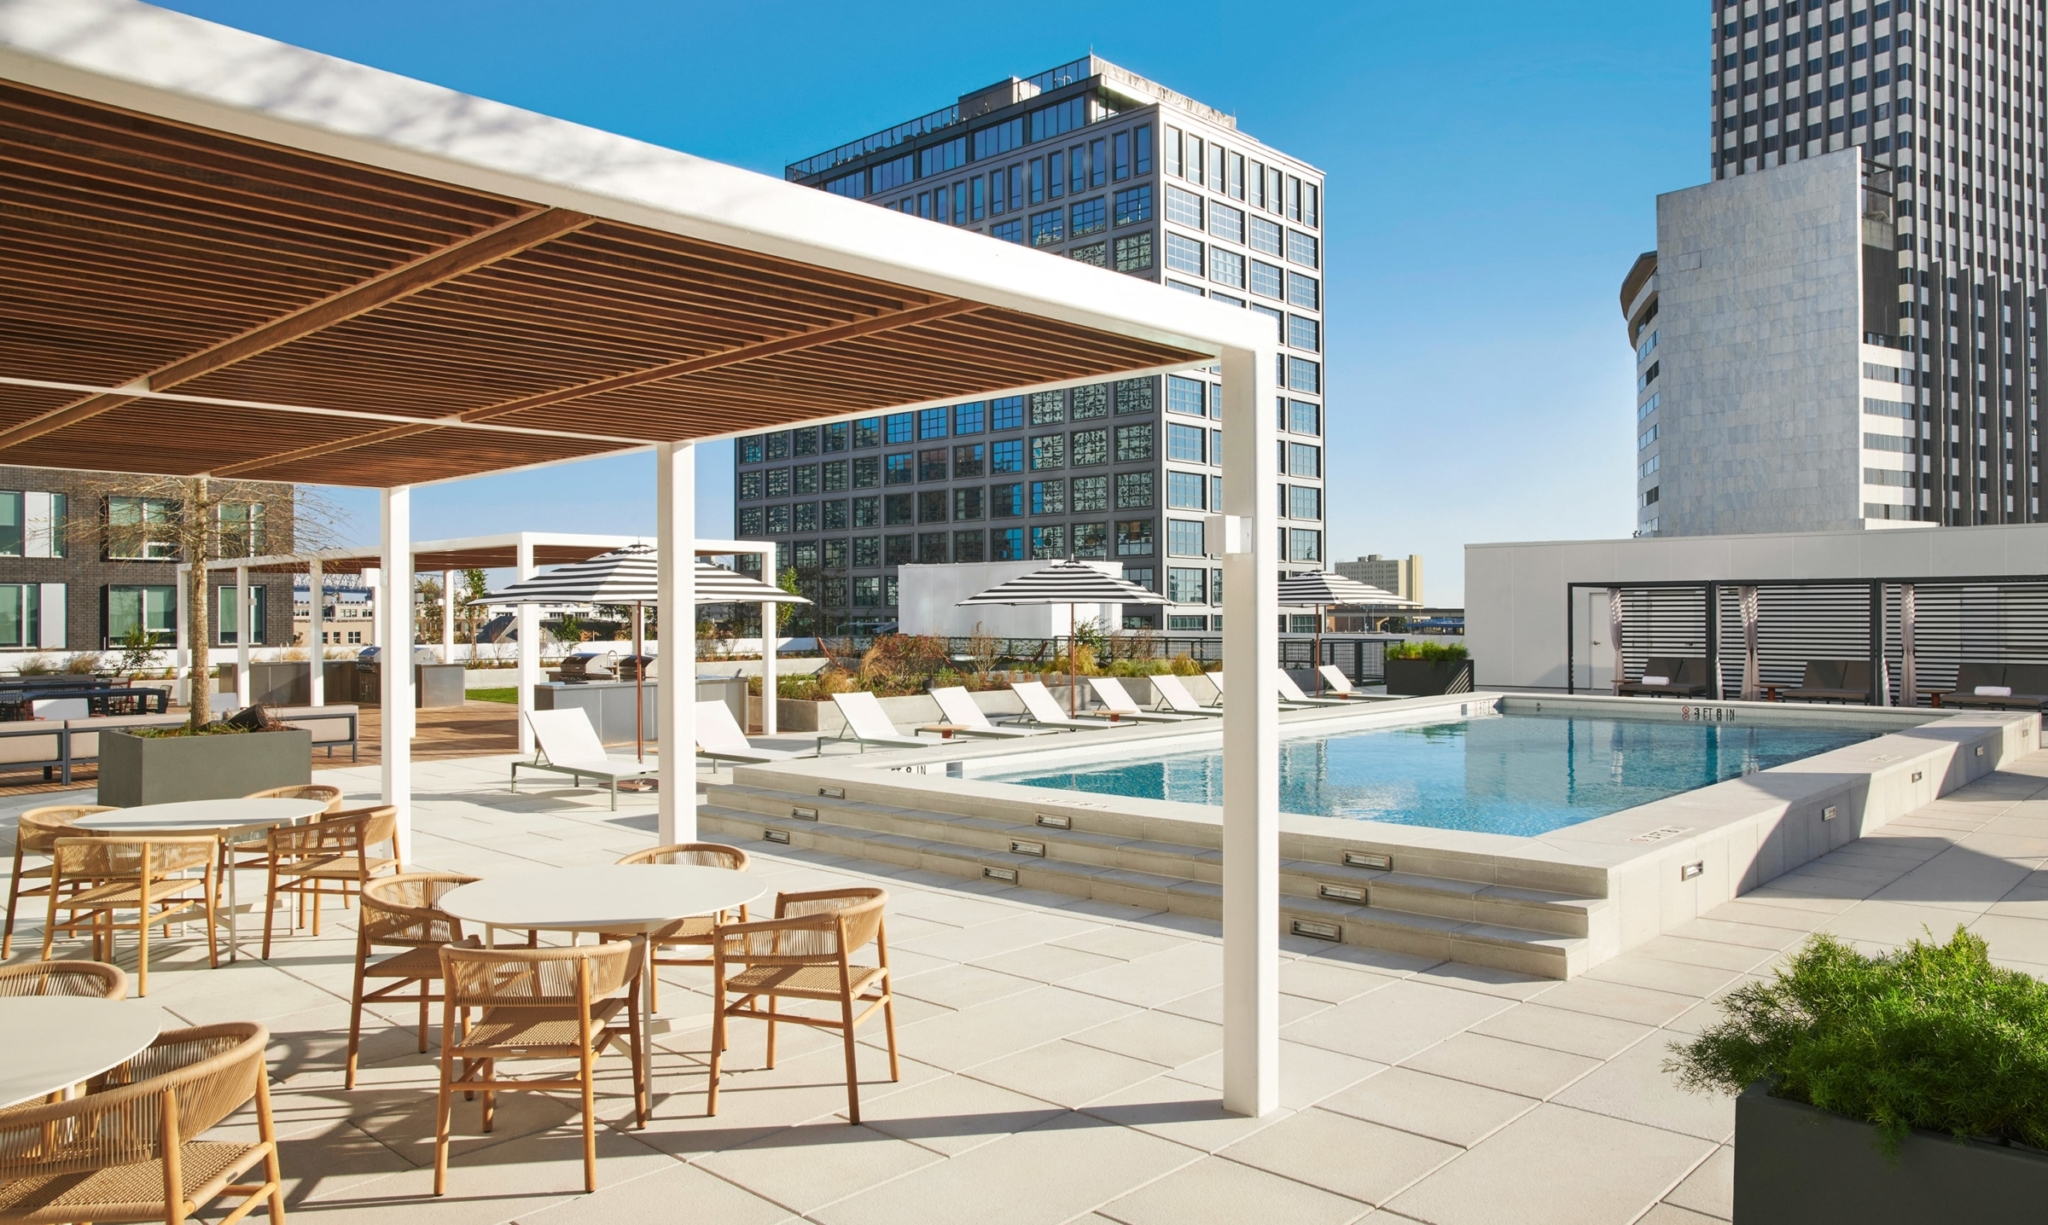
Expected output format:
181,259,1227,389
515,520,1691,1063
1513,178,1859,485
746,56,1327,632
1712,0,2044,525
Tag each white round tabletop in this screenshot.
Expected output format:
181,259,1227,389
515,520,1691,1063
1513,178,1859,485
439,865,766,934
75,797,331,833
0,997,162,1109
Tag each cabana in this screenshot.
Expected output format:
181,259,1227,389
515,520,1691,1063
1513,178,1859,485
0,0,1285,1116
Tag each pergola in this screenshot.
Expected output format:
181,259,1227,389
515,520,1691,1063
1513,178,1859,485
205,531,781,747
0,0,1286,1115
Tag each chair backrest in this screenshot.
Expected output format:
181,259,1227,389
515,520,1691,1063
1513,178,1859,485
722,886,887,964
1837,660,1873,691
1275,670,1313,702
361,872,477,949
16,805,113,854
1150,674,1203,713
53,835,212,882
694,699,753,752
0,959,126,999
618,842,749,870
831,690,902,738
929,686,993,728
1318,665,1355,695
275,806,396,858
441,938,641,1010
1954,661,2007,691
1673,658,1712,686
2003,663,2048,695
527,708,609,765
1800,660,1847,689
245,783,345,813
1010,680,1067,722
1207,671,1226,692
0,1022,264,1176
1641,657,1683,682
1087,677,1140,713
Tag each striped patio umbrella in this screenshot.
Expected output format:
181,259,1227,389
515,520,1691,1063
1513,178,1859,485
476,545,808,758
959,560,1168,715
1277,570,1419,694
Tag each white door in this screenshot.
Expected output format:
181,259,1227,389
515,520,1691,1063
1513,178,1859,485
1578,589,1615,694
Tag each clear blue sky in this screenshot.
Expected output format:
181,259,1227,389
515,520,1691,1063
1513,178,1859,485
161,0,1708,604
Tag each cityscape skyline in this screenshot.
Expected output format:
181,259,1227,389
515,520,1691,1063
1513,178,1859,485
145,0,1705,606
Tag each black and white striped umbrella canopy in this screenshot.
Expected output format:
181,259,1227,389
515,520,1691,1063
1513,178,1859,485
474,545,808,606
958,560,1168,606
1277,570,1418,608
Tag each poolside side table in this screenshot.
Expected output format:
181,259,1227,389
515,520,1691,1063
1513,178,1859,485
0,996,162,1109
916,723,974,740
76,797,331,962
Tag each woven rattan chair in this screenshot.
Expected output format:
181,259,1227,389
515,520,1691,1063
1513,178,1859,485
39,836,217,998
4,806,114,958
0,959,126,1000
261,805,399,958
0,1021,283,1225
708,887,897,1124
434,938,647,1195
241,784,344,811
613,843,749,1010
347,871,477,1088
222,784,345,888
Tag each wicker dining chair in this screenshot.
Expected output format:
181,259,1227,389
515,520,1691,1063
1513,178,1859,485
613,842,749,1010
260,805,399,958
0,1021,284,1225
222,784,346,888
0,959,126,1000
434,938,647,1196
3,806,114,959
39,836,218,999
708,887,897,1124
347,871,477,1088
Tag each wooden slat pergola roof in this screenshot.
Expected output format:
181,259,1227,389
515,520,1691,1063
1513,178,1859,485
0,0,1255,490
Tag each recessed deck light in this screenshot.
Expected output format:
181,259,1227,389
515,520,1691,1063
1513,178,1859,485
1035,813,1072,830
1010,840,1046,857
1342,851,1391,871
791,806,818,821
983,866,1018,883
1318,883,1365,903
1291,919,1342,942
762,828,791,845
818,786,845,799
1680,861,1704,881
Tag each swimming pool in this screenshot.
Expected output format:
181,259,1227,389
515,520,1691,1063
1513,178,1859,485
982,712,1887,837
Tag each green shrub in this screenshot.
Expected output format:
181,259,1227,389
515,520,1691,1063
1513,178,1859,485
1666,927,2048,1155
1384,640,1468,662
135,722,252,737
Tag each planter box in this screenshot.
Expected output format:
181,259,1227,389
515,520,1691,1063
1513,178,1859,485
1383,657,1473,697
97,728,312,806
1734,1081,2048,1223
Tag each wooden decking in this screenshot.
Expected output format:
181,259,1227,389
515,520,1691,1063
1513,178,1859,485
0,700,520,795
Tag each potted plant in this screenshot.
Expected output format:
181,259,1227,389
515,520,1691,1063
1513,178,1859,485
1667,928,2048,1223
98,710,312,806
1382,640,1473,696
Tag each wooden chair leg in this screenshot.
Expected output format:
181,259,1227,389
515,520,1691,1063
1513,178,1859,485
262,862,279,959
883,981,900,1082
765,994,778,1069
3,848,23,958
839,988,861,1125
579,1044,597,1192
433,1012,455,1197
707,969,726,1117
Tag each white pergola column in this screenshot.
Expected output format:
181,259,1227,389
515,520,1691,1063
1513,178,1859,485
307,558,325,705
656,442,697,844
1220,343,1281,1118
760,592,778,735
516,538,539,757
442,569,456,663
380,487,415,864
173,562,189,677
235,565,251,707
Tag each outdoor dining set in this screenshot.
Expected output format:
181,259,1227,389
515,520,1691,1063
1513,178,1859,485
0,791,900,1222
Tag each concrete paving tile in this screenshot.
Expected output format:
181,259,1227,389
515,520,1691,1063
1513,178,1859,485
1521,977,1698,1027
1819,899,1976,948
1662,1143,1733,1219
1058,942,1226,1008
884,985,1139,1072
1630,935,1777,973
1076,1080,1298,1154
694,1120,944,1214
974,940,1126,983
1582,955,1744,999
893,962,1041,1010
1281,980,1513,1065
1383,1104,1715,1225
1966,911,2048,963
518,1159,794,1225
1401,1031,1603,1100
1316,1066,1536,1148
1219,1107,1461,1205
964,1038,1171,1108
1401,961,1552,1000
1052,924,1193,961
1155,984,1331,1027
1667,915,1808,950
895,911,1105,963
1068,1007,1223,1068
808,1110,1197,1225
1164,1040,1386,1111
1549,1035,1734,1141
1097,1152,1369,1225
1466,1003,1654,1061
843,1069,1068,1156
1278,956,1400,1004
1055,897,1169,923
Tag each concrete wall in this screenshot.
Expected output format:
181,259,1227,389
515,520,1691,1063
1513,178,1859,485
1466,521,2048,690
1655,149,1865,536
897,560,1122,637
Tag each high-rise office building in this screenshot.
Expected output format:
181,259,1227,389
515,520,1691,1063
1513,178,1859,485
1335,553,1423,604
1625,2,2043,536
737,56,1328,631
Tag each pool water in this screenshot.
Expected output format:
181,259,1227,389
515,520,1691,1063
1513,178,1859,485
986,713,1884,837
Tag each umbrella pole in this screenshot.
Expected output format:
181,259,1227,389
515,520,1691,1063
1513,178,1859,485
634,601,645,763
1068,601,1077,717
1315,604,1324,696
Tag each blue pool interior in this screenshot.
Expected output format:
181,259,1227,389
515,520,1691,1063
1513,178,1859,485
983,711,1889,837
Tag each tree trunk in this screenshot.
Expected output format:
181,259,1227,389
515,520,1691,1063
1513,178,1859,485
186,476,211,731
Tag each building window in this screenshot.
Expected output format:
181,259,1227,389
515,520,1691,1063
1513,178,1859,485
1115,379,1154,415
1071,196,1107,237
216,584,267,645
821,461,849,492
1287,356,1322,394
990,483,1024,517
739,436,764,464
954,530,985,562
792,428,819,457
1209,201,1245,244
1209,248,1245,289
1249,215,1282,256
853,576,881,606
1288,399,1320,435
853,496,880,528
0,585,41,648
853,536,880,567
105,584,175,647
1286,271,1319,310
885,413,913,445
766,505,792,534
1165,232,1204,275
1286,230,1319,268
822,538,849,568
1031,479,1065,515
1115,471,1154,509
738,507,765,535
105,496,177,561
1167,518,1207,557
1070,242,1107,267
1031,207,1065,246
1288,315,1320,352
1030,391,1066,426
1073,522,1108,559
1115,423,1155,462
918,533,949,564
1289,486,1322,520
852,457,880,488
793,503,819,533
1166,185,1204,228
822,421,849,452
954,402,985,434
992,219,1023,244
1072,384,1109,420
917,491,947,523
917,449,948,481
1287,442,1322,478
792,465,819,495
1115,518,1154,556
1167,471,1207,510
885,534,914,564
853,417,881,448
1031,433,1066,470
1071,429,1108,466
823,500,849,531
1167,567,1207,604
1250,260,1283,300
991,439,1025,474
739,472,763,501
766,432,791,460
1114,185,1153,226
1167,376,1205,417
993,527,1025,560
1072,475,1109,513
953,487,984,520
1133,124,1152,174
1167,423,1207,464
918,408,948,440
884,494,913,525
1114,232,1154,272
883,454,913,485
1288,529,1323,563
1031,525,1066,559
953,443,985,478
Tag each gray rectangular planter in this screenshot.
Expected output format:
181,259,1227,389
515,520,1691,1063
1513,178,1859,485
1383,657,1473,696
97,728,312,806
1734,1082,2048,1223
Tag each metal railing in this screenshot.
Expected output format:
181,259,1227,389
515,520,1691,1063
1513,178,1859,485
808,634,1396,684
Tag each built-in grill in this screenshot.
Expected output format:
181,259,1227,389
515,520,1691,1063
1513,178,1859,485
552,651,617,682
614,655,657,681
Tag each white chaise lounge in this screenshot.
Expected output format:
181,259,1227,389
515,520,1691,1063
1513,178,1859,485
1085,677,1201,723
929,687,1055,737
695,699,807,767
827,691,933,753
1010,680,1121,730
512,708,661,810
1317,665,1380,701
1149,674,1224,716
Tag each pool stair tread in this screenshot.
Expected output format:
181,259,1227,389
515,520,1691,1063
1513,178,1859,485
700,792,1591,978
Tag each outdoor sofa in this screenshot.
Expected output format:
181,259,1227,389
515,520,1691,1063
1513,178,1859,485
1777,660,1875,704
1617,657,1714,698
0,703,361,783
1932,662,2048,711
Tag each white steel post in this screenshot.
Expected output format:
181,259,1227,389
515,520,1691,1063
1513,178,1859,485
1220,343,1280,1118
656,442,698,844
442,569,456,663
308,558,325,706
380,487,414,864
760,595,778,735
516,538,539,757
173,562,190,682
235,565,251,707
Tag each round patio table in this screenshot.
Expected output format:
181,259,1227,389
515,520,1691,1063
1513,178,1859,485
439,865,765,1038
0,996,162,1109
76,798,332,962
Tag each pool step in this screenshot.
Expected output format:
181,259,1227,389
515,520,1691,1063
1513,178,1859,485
700,786,1594,978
